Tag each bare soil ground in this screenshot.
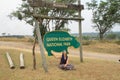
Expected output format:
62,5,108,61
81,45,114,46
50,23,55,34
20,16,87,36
0,41,120,62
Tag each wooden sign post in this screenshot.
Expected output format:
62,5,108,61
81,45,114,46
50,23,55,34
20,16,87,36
34,11,48,72
27,0,84,72
78,0,83,62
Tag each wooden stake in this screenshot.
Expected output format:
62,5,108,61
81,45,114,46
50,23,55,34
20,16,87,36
6,52,15,69
78,0,83,62
20,53,25,69
32,36,37,70
35,18,48,72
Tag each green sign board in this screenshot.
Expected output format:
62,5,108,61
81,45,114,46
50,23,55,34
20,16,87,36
43,31,80,56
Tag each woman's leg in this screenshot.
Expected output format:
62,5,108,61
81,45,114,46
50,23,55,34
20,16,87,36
65,64,74,70
59,64,65,69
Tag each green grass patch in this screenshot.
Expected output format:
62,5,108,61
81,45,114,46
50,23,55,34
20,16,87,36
0,48,120,80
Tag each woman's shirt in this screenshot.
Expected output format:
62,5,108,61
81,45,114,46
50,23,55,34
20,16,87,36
60,53,68,64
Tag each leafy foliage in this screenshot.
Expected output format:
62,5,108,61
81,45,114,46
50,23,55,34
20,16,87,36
86,0,120,40
10,0,77,38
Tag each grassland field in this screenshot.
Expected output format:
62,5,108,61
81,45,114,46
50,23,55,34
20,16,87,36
0,37,120,80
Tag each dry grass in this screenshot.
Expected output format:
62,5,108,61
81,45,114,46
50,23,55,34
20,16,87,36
0,48,120,80
0,37,33,42
0,37,120,55
83,40,120,55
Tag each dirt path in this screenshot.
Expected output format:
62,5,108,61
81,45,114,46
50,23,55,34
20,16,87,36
0,41,120,62
69,50,120,62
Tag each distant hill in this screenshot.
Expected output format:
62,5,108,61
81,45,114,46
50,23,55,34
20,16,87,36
71,32,99,37
71,31,120,40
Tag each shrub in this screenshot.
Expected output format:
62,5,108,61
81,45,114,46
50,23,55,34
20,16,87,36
115,40,120,45
82,40,91,45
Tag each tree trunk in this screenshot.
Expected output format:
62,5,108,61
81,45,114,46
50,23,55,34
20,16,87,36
99,33,104,40
33,35,37,70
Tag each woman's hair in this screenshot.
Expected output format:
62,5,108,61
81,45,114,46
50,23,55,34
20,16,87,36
63,50,66,53
63,50,69,54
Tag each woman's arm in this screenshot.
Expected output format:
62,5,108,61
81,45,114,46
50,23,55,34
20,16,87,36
64,57,69,67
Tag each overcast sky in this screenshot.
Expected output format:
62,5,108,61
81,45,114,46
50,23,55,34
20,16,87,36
0,0,119,36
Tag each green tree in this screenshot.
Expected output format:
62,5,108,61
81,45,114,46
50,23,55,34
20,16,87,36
86,0,120,40
10,0,77,37
9,1,50,39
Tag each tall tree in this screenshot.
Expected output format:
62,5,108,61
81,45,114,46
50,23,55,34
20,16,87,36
86,0,120,40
